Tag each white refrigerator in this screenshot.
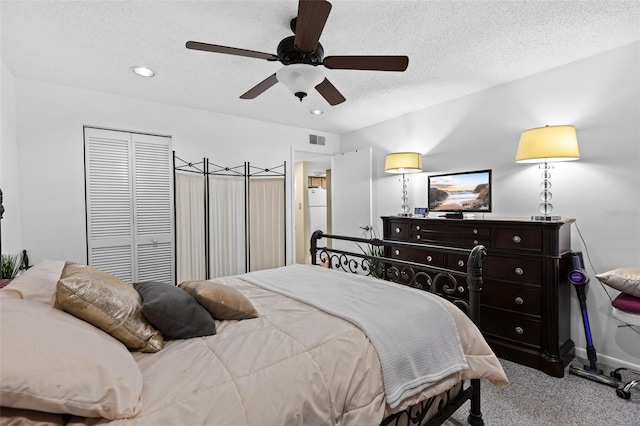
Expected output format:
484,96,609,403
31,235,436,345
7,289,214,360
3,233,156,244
308,188,327,234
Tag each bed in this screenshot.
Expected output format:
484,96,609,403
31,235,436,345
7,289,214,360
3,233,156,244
0,230,507,426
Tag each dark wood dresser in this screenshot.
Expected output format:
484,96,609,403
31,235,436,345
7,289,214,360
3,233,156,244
381,216,575,377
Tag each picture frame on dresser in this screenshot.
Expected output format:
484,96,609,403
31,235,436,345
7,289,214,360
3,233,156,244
382,215,575,377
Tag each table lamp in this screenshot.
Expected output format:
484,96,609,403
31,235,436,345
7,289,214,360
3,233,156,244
515,125,579,220
385,152,423,216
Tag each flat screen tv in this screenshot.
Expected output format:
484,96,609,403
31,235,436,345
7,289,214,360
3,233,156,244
428,169,492,217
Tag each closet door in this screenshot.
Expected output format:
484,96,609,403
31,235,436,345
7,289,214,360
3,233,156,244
85,127,174,284
85,128,135,282
132,133,174,283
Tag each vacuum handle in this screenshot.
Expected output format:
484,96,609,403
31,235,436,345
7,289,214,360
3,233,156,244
568,251,589,285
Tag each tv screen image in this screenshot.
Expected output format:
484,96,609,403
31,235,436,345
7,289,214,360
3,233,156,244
428,170,492,213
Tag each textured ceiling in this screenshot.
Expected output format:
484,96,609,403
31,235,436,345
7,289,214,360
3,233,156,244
1,1,639,135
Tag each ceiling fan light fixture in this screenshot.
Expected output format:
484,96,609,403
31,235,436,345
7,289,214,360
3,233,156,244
131,66,156,77
276,64,324,101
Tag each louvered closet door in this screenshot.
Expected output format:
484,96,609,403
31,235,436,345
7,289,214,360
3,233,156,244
85,128,174,284
85,128,135,282
132,133,174,283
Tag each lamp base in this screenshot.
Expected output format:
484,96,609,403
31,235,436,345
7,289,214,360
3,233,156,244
531,215,562,221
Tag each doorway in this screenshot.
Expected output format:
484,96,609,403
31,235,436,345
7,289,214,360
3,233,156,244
292,148,373,264
293,151,332,264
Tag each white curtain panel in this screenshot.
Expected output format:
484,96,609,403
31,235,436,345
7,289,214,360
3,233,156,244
250,178,285,272
209,176,246,278
175,172,206,283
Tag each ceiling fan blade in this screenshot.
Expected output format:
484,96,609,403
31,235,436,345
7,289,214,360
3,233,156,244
315,78,346,106
323,56,409,71
240,73,279,99
294,0,332,53
186,41,278,61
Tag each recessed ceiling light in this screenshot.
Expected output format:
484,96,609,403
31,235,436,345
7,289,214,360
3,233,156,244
131,66,156,77
310,109,324,115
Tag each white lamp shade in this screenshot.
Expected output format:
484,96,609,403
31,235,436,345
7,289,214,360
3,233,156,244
276,64,325,97
515,125,580,163
384,152,423,174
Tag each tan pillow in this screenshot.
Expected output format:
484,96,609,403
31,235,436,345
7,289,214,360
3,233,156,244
2,259,66,305
0,297,143,419
595,267,640,297
56,262,164,352
179,280,258,320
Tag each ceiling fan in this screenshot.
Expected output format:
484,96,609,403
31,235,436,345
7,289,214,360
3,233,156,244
186,0,409,106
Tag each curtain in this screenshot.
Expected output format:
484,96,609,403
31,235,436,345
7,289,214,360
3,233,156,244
250,178,285,271
209,176,246,278
175,172,206,283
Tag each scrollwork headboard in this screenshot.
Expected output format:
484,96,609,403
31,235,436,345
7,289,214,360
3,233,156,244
309,229,486,326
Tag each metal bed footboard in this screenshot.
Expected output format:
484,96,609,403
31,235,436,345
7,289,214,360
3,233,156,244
310,230,487,426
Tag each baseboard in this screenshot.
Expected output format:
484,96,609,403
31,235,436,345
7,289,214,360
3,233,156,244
574,347,640,371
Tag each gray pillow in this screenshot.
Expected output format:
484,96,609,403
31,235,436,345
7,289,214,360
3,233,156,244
133,281,216,339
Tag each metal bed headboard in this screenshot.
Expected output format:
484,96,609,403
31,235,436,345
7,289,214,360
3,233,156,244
309,230,486,332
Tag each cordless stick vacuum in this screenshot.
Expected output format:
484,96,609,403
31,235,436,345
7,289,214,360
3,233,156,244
567,252,619,387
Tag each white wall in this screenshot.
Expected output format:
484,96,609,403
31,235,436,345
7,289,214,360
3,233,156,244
0,59,22,254
10,77,339,266
4,43,638,369
341,42,640,369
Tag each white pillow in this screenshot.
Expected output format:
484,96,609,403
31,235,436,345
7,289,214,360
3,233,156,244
2,259,66,305
0,297,143,420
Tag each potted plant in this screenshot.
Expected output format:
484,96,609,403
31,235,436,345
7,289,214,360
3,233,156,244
1,252,22,286
357,227,385,279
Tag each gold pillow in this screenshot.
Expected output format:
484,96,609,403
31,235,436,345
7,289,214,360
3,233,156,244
595,267,640,298
179,280,258,320
56,262,163,352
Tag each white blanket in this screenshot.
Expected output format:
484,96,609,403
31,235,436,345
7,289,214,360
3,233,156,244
242,264,468,408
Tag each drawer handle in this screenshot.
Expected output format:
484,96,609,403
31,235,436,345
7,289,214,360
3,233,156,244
426,255,432,262
395,227,401,234
515,267,524,276
513,235,522,243
416,225,421,231
458,260,465,267
394,249,400,256
515,327,524,335
515,297,524,305
472,229,478,235
416,235,421,240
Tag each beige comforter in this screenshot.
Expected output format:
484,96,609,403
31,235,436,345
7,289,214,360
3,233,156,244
4,269,507,426
93,270,506,425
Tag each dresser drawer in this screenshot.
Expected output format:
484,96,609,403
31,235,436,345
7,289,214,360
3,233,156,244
495,228,542,252
414,233,489,249
482,308,542,348
483,282,542,316
483,256,542,285
411,249,444,267
389,247,444,270
412,224,490,246
412,223,490,237
388,221,409,240
445,253,471,272
390,246,410,260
